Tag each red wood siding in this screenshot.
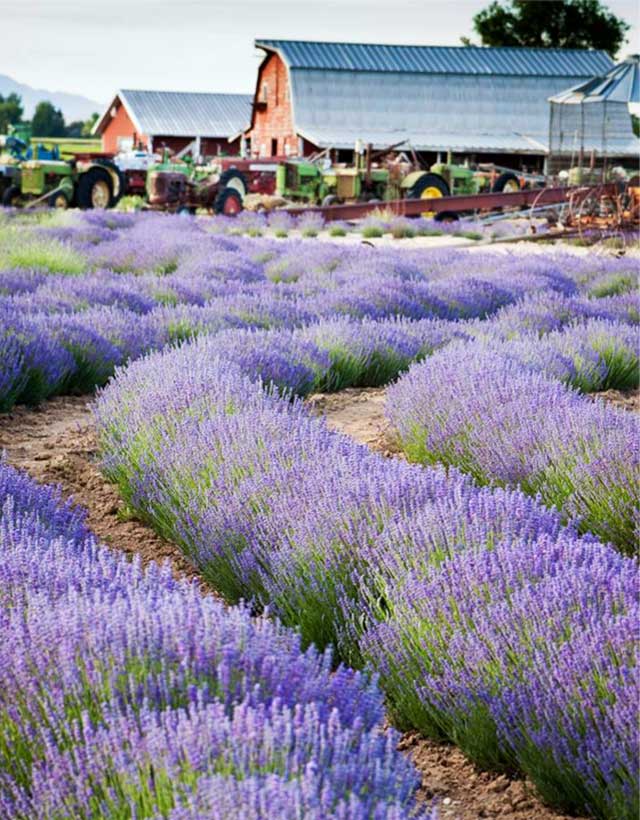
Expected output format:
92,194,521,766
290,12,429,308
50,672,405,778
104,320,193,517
99,96,240,157
151,136,240,157
100,99,146,153
249,53,306,157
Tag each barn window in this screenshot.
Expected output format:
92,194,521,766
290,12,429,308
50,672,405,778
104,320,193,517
261,83,268,103
271,138,278,156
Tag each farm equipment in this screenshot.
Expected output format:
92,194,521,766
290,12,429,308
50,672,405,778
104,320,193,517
272,146,542,216
145,154,278,214
2,155,124,209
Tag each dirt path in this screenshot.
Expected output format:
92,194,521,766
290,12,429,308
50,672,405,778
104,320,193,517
0,392,596,820
309,385,640,452
0,395,199,584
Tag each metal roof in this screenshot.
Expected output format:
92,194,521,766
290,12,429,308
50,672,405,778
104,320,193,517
256,39,613,78
287,69,596,154
94,90,252,137
549,54,640,104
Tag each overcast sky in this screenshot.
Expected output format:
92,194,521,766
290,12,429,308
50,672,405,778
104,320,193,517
4,0,639,106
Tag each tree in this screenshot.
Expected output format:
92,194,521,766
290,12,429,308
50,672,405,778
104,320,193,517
467,0,630,58
65,120,84,138
81,112,99,137
31,101,66,137
0,92,23,134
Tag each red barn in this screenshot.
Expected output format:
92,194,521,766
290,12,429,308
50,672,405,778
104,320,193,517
246,39,613,164
93,90,252,158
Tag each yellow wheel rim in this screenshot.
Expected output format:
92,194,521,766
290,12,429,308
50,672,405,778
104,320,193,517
503,179,520,193
52,194,68,209
420,186,443,218
91,180,110,209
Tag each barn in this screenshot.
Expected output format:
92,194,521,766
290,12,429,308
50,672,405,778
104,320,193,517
93,90,252,158
246,39,613,166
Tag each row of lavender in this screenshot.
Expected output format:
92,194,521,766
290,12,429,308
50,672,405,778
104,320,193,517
4,218,639,549
387,304,639,552
1,209,638,411
0,459,433,819
95,336,638,819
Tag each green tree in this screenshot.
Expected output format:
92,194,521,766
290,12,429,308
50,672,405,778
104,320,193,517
31,101,66,137
467,0,630,58
0,92,23,134
63,113,98,138
65,120,84,138
81,112,99,137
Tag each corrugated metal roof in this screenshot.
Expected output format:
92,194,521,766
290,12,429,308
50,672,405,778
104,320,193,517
106,90,252,137
257,39,612,78
549,54,640,104
286,70,592,155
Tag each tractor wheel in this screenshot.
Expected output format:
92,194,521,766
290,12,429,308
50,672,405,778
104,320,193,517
218,168,248,198
434,211,459,223
408,173,450,218
214,187,243,216
492,172,520,193
322,194,340,207
96,160,127,206
76,167,113,209
49,190,70,209
2,185,22,207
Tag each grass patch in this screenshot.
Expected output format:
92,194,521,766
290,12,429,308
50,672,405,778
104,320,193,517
361,226,384,239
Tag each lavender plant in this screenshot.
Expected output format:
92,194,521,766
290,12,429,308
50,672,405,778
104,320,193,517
387,342,639,551
0,460,428,819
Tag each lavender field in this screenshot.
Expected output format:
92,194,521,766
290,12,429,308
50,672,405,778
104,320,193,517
1,207,639,819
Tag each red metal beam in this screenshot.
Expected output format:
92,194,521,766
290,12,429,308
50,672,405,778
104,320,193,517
283,184,619,222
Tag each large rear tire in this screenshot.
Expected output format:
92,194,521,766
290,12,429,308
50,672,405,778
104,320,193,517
96,159,126,206
408,173,450,218
76,167,113,209
218,168,248,198
214,187,243,216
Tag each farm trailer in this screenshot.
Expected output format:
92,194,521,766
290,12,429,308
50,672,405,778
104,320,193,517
280,182,623,223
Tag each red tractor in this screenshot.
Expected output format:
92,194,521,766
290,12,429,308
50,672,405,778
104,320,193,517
145,157,279,215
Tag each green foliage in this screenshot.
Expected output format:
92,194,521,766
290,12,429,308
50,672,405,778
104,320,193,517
31,101,66,138
329,225,347,237
0,92,23,134
82,112,99,137
361,226,384,239
0,234,86,275
469,0,630,58
391,224,417,239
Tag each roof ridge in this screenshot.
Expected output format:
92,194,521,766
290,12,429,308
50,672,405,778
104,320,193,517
255,38,610,55
120,89,252,97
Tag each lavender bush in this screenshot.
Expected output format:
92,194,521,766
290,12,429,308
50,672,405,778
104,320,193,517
2,208,637,412
94,332,639,819
0,460,428,819
387,342,639,551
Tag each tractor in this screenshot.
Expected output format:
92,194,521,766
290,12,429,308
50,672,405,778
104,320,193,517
144,153,230,214
145,153,278,215
271,145,532,216
1,150,124,210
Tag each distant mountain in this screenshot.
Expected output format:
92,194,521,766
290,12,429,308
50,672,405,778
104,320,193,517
0,75,104,122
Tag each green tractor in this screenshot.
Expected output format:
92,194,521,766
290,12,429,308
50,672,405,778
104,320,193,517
275,160,393,205
2,151,124,210
273,147,526,214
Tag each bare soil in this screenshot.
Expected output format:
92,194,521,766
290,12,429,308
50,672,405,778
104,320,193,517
0,395,199,584
3,389,627,819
